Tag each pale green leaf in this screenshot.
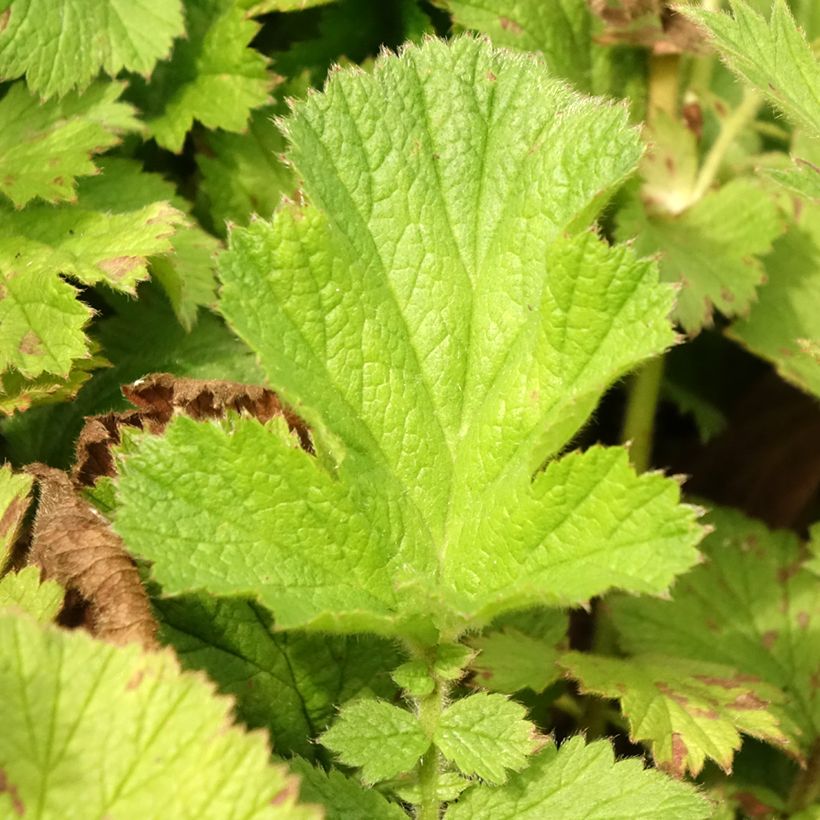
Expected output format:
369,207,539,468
611,506,820,752
0,81,140,208
288,757,406,820
0,566,63,622
0,0,185,99
0,612,320,818
139,0,273,152
561,652,792,777
116,38,702,639
243,0,334,11
156,593,400,759
470,615,567,693
395,772,470,805
728,203,820,397
434,644,477,680
0,465,32,569
320,699,430,784
445,736,711,819
0,268,92,379
682,0,820,137
436,0,595,91
765,161,820,200
618,179,784,334
435,692,539,784
392,660,435,696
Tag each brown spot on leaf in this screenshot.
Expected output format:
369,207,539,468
695,673,759,688
0,8,10,32
736,791,778,817
19,330,43,357
25,465,159,650
0,768,24,816
656,681,689,706
797,611,810,629
270,773,301,806
728,691,766,710
126,669,146,690
499,16,523,34
51,176,64,188
486,70,496,82
682,101,703,139
777,561,801,583
761,630,778,649
98,256,140,281
666,732,688,778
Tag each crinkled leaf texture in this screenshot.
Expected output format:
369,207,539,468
0,0,185,99
444,736,710,819
0,612,319,819
115,37,703,642
560,652,792,777
610,505,820,756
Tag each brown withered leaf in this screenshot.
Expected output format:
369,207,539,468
73,373,311,487
589,0,706,54
25,465,158,650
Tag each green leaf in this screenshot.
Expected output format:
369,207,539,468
0,465,32,569
618,179,784,334
392,661,435,696
0,566,63,622
434,644,477,680
445,736,711,819
0,0,185,99
288,757,407,819
435,692,540,784
470,613,567,693
436,0,595,91
0,81,140,208
610,505,820,754
682,0,820,137
765,162,820,201
155,593,401,759
116,37,703,639
0,612,320,818
137,0,273,152
320,699,430,784
197,103,294,233
728,204,820,397
561,652,792,777
394,772,471,805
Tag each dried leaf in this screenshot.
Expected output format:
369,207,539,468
25,464,158,649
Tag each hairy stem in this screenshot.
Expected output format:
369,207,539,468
415,677,449,820
788,740,820,813
622,356,665,473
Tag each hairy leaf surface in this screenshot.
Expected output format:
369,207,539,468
0,566,63,623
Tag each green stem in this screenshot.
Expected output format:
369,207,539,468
415,679,449,820
788,740,820,813
621,356,665,473
688,88,761,205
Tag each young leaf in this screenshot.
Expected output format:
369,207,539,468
319,699,430,784
392,660,435,697
445,736,711,819
0,566,63,623
0,612,319,818
470,612,567,693
116,37,703,640
136,0,273,152
611,506,820,755
728,205,820,398
156,593,401,759
618,179,784,334
561,652,792,777
288,757,407,820
0,465,32,569
0,81,140,208
435,692,540,784
0,0,185,99
682,0,820,137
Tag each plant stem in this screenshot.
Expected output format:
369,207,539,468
415,679,449,820
788,740,820,813
688,88,761,205
647,54,680,120
621,356,665,473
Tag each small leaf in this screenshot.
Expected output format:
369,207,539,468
395,771,471,805
561,652,792,776
320,699,430,784
0,0,185,99
0,566,63,623
0,465,32,569
445,736,711,819
434,644,477,680
682,0,820,137
392,661,435,697
435,692,541,784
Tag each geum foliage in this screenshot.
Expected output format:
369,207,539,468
114,36,705,644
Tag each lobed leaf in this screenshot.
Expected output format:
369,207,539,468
445,736,711,819
0,0,185,99
0,566,63,623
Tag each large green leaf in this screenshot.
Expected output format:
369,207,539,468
611,506,820,755
445,736,710,819
682,0,820,137
0,0,184,99
115,37,703,641
0,612,319,818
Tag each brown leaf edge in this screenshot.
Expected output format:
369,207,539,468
24,464,159,650
73,373,312,487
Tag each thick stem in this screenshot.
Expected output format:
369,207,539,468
648,54,680,120
621,356,665,473
415,679,449,820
